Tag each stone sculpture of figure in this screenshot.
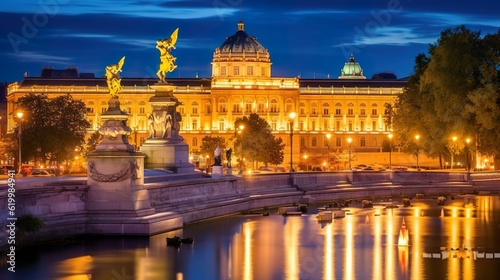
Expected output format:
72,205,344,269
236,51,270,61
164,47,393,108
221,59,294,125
226,147,232,168
148,110,169,138
156,28,179,83
105,56,125,97
172,111,182,138
165,114,173,138
213,147,222,166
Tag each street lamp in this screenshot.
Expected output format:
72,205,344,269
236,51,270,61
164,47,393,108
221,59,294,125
347,137,352,170
289,112,296,173
326,133,331,170
415,135,420,170
16,112,23,175
451,136,457,169
465,138,471,172
303,154,308,171
388,134,393,170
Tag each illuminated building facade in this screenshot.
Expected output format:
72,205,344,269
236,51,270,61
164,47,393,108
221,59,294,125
6,21,405,169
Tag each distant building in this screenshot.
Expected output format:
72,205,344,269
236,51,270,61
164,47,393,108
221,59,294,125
6,21,406,169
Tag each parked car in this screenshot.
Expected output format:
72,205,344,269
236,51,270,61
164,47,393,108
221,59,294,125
30,169,56,177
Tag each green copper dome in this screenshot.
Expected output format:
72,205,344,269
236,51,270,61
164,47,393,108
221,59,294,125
339,54,366,79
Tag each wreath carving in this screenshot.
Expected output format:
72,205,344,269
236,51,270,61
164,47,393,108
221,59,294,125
88,160,132,182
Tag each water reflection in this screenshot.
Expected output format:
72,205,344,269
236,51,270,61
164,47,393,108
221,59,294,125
2,196,500,280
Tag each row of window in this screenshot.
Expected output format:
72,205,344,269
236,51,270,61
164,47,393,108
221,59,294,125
187,136,378,148
218,66,267,76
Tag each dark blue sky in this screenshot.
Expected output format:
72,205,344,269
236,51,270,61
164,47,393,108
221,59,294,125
1,0,500,83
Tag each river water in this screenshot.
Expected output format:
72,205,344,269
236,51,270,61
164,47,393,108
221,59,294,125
2,195,500,280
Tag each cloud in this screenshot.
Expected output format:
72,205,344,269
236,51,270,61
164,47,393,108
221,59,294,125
2,0,237,19
337,26,435,47
404,12,500,28
9,51,72,65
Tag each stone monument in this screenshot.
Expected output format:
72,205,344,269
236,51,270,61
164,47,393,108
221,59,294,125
140,28,194,173
212,147,223,178
84,58,181,235
226,147,233,175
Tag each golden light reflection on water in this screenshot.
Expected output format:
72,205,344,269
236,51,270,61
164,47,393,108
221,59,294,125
323,222,333,280
284,217,301,280
34,196,500,280
344,214,355,280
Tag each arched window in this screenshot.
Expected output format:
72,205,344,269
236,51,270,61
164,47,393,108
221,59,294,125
245,99,253,113
218,98,227,113
257,99,266,113
270,99,278,113
311,102,318,115
360,137,366,147
323,102,330,115
285,99,294,113
192,101,199,114
192,137,198,147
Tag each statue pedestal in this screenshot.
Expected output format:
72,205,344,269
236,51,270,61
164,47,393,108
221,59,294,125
140,139,193,173
226,167,233,176
140,82,194,173
86,96,183,235
212,166,223,178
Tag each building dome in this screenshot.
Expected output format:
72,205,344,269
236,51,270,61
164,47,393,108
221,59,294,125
339,54,366,79
213,21,270,63
212,21,272,78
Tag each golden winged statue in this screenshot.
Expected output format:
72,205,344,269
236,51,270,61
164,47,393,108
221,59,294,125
105,56,125,97
156,28,179,83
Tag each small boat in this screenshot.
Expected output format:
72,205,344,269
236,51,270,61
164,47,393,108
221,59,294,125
181,237,194,244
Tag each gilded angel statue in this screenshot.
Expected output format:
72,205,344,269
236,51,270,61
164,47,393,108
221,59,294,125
156,28,179,83
105,56,125,97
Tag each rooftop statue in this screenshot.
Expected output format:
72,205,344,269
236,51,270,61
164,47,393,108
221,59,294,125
156,28,179,83
105,56,125,97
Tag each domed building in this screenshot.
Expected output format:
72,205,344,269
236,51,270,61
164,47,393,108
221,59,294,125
338,54,366,79
6,21,416,171
212,21,271,79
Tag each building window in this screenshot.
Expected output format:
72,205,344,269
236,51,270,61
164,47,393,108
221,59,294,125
348,108,354,115
335,108,341,115
300,107,305,115
219,99,227,113
205,103,211,114
336,138,341,147
312,137,317,147
233,103,241,113
348,121,353,131
299,121,304,131
257,102,265,113
247,66,253,75
271,120,277,131
372,121,377,131
192,137,198,147
360,108,366,116
140,137,145,144
323,120,328,131
140,107,145,114
372,109,377,115
323,108,329,115
336,121,340,131
361,121,365,131
245,100,252,113
286,101,293,113
87,107,94,113
219,119,225,130
192,119,198,130
300,137,305,147
234,66,239,75
270,99,278,113
221,66,226,76
192,107,198,114
360,137,366,147
101,107,106,114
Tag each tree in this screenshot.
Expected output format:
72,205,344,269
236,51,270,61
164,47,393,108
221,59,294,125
13,93,90,165
200,136,226,166
393,26,489,168
233,113,285,169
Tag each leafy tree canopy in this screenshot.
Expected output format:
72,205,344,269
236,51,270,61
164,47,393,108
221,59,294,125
200,136,226,165
13,93,90,165
393,25,500,167
233,113,285,168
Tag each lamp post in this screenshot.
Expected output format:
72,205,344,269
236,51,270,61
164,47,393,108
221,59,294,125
303,154,308,171
289,112,296,173
16,112,23,175
415,135,420,170
237,124,245,172
347,137,352,170
465,138,471,172
451,136,457,169
388,133,393,170
326,133,331,170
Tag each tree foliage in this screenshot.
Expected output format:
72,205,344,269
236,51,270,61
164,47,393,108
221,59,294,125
393,25,500,167
199,136,226,165
233,113,285,168
13,93,90,165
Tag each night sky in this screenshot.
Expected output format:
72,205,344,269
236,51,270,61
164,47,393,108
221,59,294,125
1,0,500,83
